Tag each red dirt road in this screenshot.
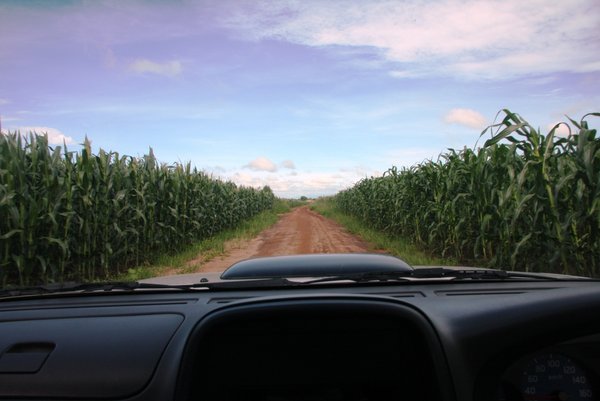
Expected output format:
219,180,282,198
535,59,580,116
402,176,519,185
197,206,371,273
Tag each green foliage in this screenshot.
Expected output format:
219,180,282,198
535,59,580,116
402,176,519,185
120,200,289,282
335,110,600,276
282,198,308,208
0,133,275,286
311,198,452,266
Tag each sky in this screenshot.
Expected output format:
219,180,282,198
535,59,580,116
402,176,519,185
1,0,599,198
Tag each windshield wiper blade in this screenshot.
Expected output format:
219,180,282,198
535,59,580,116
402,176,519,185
2,268,581,298
199,277,297,289
0,281,204,299
297,268,502,284
300,268,570,284
414,268,511,279
196,268,577,290
198,269,515,289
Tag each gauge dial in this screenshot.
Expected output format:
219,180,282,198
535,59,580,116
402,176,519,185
518,353,594,401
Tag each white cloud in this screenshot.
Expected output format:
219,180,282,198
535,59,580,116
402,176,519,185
388,70,423,79
227,0,600,79
10,126,74,145
244,156,278,172
547,122,572,137
444,108,488,130
129,59,182,78
281,159,296,169
229,171,346,198
0,98,9,105
226,165,381,198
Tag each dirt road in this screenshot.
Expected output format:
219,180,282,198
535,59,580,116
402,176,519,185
196,206,371,273
143,206,374,285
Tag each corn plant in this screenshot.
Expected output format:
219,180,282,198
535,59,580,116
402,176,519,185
336,110,599,276
0,133,275,286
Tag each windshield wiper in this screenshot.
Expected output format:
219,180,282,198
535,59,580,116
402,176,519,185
0,278,307,298
301,268,572,284
196,268,574,290
1,269,586,298
300,267,586,284
0,281,208,299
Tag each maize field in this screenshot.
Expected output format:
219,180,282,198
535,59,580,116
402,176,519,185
0,134,275,286
336,110,600,277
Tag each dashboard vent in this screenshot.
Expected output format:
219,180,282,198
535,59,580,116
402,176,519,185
208,297,253,304
0,298,198,312
371,291,425,298
435,287,558,296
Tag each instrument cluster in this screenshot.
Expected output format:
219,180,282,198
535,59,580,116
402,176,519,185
499,336,600,401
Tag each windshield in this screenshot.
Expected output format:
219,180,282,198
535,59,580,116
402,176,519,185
0,0,598,289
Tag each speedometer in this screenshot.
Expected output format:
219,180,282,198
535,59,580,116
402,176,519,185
515,353,594,401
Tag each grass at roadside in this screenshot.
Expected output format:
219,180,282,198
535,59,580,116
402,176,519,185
310,198,456,267
118,199,295,281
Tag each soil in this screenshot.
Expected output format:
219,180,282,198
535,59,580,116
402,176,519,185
192,206,372,273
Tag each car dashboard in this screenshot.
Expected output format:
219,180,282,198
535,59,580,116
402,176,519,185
1,278,600,401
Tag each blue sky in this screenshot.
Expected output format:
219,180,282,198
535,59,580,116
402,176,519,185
1,0,599,197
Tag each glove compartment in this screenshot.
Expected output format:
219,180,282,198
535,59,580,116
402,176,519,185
0,314,183,398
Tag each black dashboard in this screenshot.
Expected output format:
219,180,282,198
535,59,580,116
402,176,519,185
1,279,600,401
